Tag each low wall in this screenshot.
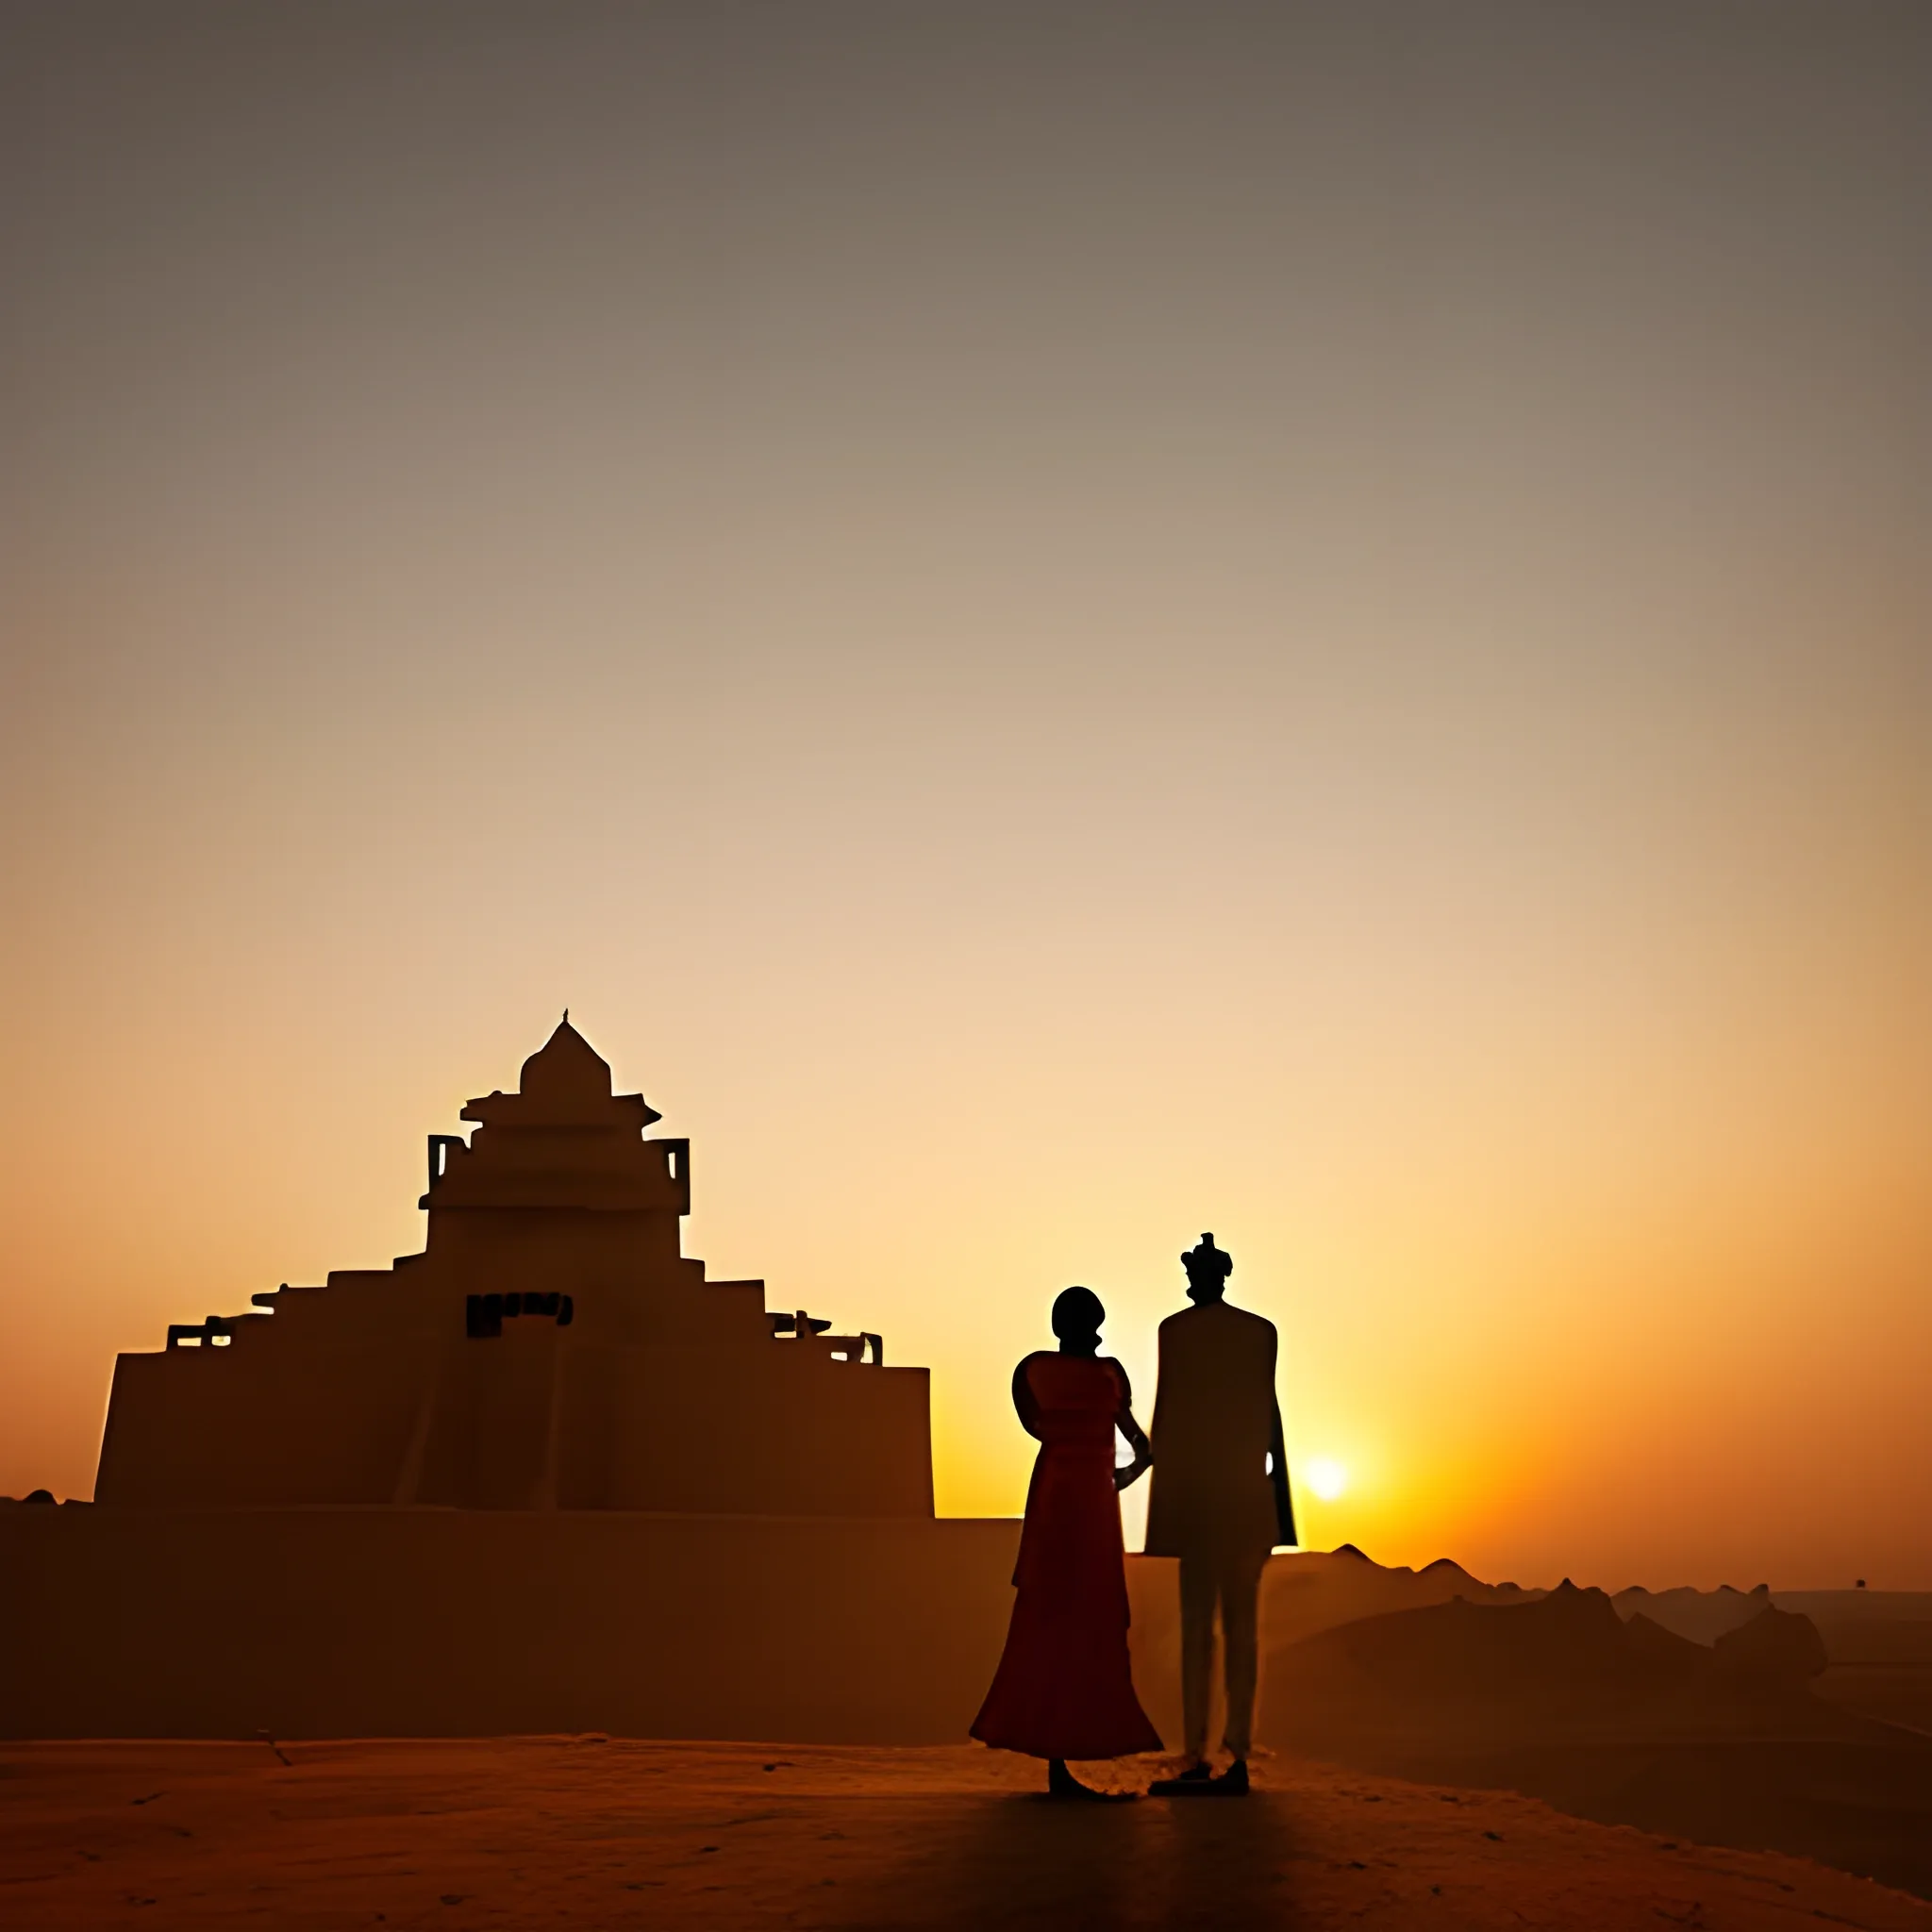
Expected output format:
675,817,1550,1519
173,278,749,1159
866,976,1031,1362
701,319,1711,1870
0,1507,1034,1743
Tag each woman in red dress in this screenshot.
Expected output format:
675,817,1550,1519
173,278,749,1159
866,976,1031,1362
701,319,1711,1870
970,1287,1162,1797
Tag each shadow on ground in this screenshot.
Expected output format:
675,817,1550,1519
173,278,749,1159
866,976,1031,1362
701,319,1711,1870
835,1787,1308,1929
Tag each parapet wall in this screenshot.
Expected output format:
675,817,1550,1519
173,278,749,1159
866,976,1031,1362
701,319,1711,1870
0,1508,1022,1743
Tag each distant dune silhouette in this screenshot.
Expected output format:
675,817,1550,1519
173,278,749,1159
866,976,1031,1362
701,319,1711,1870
1611,1581,1777,1645
1261,1581,1832,1745
1255,1579,1932,1900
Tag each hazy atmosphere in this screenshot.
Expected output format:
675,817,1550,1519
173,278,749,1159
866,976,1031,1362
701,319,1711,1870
5,1,1928,1588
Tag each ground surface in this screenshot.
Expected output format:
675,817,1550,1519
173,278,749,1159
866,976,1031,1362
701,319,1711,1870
4,1739,1930,1930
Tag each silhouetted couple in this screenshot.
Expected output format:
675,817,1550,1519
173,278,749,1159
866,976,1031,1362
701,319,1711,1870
971,1234,1296,1799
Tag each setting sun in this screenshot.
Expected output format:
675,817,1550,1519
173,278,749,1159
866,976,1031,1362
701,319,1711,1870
1305,1457,1349,1504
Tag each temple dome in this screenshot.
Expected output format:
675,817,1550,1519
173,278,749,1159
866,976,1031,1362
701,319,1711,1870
460,1014,662,1128
520,1014,612,1103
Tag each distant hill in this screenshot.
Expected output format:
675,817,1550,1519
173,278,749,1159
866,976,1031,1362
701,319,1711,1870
1256,1546,1539,1647
1611,1581,1772,1644
1260,1580,1843,1750
1250,1575,1932,1902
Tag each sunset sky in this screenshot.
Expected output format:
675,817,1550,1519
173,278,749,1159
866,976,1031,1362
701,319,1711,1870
4,4,1926,1589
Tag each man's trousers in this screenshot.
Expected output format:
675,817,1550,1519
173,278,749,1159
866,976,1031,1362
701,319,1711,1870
1178,1544,1270,1758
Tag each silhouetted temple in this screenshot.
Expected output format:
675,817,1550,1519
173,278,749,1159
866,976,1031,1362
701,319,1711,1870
7,1021,1023,1745
96,1018,932,1516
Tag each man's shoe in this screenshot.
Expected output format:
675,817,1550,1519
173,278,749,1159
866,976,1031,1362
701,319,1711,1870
1149,1757,1249,1797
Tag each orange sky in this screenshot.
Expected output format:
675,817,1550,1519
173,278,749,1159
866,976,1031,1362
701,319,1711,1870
4,5,1927,1588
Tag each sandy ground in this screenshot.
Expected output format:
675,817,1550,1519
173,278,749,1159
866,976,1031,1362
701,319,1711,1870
4,1739,1930,1931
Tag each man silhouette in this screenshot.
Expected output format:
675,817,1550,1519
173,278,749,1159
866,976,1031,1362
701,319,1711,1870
1145,1233,1294,1797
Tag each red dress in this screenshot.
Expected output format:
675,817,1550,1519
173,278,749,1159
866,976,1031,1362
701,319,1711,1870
970,1352,1163,1760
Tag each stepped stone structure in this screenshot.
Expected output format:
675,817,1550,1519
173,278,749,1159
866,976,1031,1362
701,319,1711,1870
96,1018,932,1518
